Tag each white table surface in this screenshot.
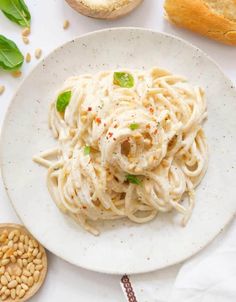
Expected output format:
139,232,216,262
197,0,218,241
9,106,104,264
0,1,235,301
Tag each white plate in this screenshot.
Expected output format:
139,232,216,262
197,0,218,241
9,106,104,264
1,28,236,275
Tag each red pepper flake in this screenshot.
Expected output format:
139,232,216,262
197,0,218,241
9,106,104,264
95,117,101,124
82,205,87,209
113,138,117,141
104,123,107,127
87,107,92,111
114,124,118,128
149,107,154,114
146,124,151,129
108,132,113,138
154,129,158,135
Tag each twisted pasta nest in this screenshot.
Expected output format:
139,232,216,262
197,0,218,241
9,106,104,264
33,67,208,235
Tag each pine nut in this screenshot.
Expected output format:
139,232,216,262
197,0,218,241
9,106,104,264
8,231,15,240
35,48,42,59
11,70,22,78
21,275,28,284
11,288,16,299
22,259,28,266
22,36,29,44
2,246,8,253
0,267,5,275
1,259,10,265
21,253,28,259
33,259,41,264
10,255,16,263
1,285,7,294
15,268,22,277
35,264,43,271
22,27,30,36
22,269,31,277
5,288,10,296
7,267,12,275
0,234,7,243
8,280,17,289
13,235,19,243
21,283,28,291
16,277,21,284
0,276,8,286
24,244,28,251
0,251,3,258
19,289,25,298
0,85,5,95
17,250,23,256
18,242,24,252
17,258,23,268
30,265,35,274
29,240,34,248
33,271,40,282
63,20,70,29
32,240,39,248
32,248,38,257
16,284,21,295
36,252,42,259
20,235,24,242
4,272,11,282
27,276,34,287
24,236,29,245
11,275,16,280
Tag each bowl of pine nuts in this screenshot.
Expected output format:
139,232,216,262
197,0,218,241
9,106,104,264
0,224,47,301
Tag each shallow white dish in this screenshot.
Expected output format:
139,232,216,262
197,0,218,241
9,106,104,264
1,28,236,275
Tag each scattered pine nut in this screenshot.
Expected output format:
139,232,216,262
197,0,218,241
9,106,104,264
35,48,42,59
22,27,30,37
25,52,31,63
63,19,70,29
11,70,22,78
0,85,5,95
22,36,29,44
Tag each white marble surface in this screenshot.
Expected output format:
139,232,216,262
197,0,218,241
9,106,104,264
0,0,235,301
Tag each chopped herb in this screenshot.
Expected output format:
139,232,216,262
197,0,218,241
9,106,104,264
56,91,71,112
126,174,142,185
130,123,139,131
113,72,134,88
84,146,90,155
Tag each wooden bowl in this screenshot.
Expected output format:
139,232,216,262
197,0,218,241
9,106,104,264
65,0,143,19
0,223,47,302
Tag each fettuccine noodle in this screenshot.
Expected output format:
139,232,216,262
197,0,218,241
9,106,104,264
33,67,208,235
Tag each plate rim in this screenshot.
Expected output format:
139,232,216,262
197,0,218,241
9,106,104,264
1,27,236,275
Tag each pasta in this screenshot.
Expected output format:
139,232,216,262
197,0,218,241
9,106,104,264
33,67,208,235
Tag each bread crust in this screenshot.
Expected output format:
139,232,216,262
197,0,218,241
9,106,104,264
65,0,143,20
164,0,236,45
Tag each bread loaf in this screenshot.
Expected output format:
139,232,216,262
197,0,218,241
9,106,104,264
164,0,236,45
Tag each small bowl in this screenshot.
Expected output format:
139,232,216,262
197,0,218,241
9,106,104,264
0,223,47,302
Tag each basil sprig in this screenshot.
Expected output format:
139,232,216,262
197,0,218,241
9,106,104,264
0,0,31,27
0,35,24,71
56,91,71,113
113,72,134,88
126,174,142,185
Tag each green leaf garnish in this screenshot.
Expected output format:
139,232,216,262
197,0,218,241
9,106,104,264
0,0,31,27
113,72,134,88
0,35,24,71
56,91,71,112
130,123,139,131
84,146,91,155
126,174,142,185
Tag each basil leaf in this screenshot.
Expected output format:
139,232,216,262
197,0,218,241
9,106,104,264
0,35,24,71
56,91,71,112
0,0,31,27
113,72,134,88
130,123,139,131
84,146,91,155
126,174,142,185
